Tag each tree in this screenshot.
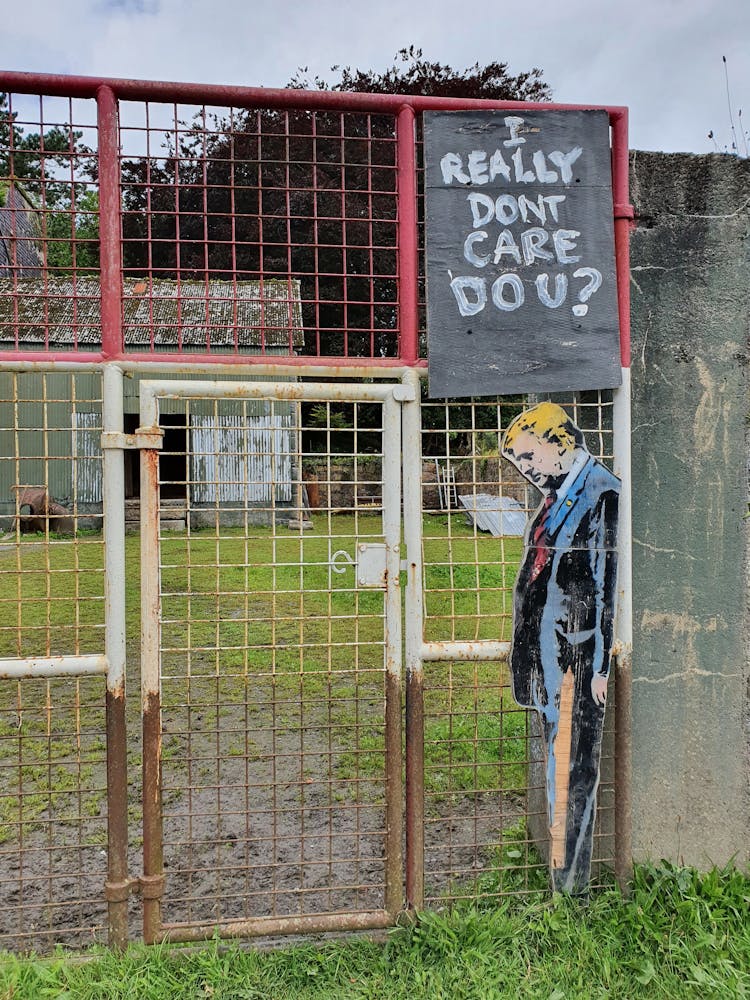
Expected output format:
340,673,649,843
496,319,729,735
116,51,547,449
0,93,98,275
119,50,552,362
288,46,550,102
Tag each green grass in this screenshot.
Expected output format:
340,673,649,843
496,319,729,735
0,514,521,659
0,511,528,910
424,698,527,798
0,516,525,836
0,863,748,998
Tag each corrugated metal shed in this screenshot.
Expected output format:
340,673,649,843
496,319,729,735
0,371,104,507
0,376,301,514
0,267,305,516
191,413,294,504
0,276,304,350
458,493,527,537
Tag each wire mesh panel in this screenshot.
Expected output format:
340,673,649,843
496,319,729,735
0,370,108,951
0,372,106,656
419,391,616,905
1,88,404,365
118,102,399,361
0,94,100,354
0,675,108,951
148,389,401,938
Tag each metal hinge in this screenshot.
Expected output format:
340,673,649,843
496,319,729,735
101,427,164,450
136,873,167,900
104,876,141,902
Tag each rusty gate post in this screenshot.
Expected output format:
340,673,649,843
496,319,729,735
401,370,425,911
140,429,165,941
102,363,130,948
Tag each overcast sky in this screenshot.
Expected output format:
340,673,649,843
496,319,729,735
2,0,749,155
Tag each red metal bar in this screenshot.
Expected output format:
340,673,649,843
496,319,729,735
396,106,420,366
609,108,634,888
98,352,422,368
2,71,630,371
610,108,634,369
0,70,627,118
0,350,107,364
97,86,123,360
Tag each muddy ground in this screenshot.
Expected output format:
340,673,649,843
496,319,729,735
0,694,523,953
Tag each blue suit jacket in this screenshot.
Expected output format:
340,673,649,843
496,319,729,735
510,453,620,712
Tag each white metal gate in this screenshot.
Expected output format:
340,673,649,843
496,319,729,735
138,378,412,941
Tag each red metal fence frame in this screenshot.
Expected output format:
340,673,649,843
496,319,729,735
0,70,632,370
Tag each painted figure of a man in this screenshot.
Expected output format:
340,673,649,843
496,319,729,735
501,402,619,893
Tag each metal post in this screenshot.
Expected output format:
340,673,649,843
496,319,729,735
99,85,130,946
401,369,424,910
611,108,634,893
396,107,420,366
382,393,404,916
140,408,165,941
102,364,130,947
97,86,123,361
613,369,633,891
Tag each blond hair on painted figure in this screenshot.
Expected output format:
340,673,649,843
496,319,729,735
502,401,585,456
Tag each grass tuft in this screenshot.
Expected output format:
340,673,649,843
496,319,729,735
1,863,748,999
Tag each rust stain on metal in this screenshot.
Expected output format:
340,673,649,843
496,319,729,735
614,652,633,892
405,669,425,910
139,874,166,900
106,685,129,949
160,910,395,944
142,690,164,943
384,669,404,916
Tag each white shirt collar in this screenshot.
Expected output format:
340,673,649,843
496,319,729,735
550,448,589,498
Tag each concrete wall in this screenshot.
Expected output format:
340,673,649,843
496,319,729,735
629,151,750,867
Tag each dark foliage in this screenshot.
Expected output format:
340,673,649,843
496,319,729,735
119,50,552,363
289,46,550,102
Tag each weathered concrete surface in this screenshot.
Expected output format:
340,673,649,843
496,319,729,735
629,151,750,866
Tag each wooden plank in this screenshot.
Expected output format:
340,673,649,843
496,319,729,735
550,667,575,870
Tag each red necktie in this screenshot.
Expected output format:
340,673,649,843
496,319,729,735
529,491,556,583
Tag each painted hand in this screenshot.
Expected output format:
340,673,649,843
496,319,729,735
591,673,608,706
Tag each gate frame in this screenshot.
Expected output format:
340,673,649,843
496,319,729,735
0,355,633,944
138,376,412,943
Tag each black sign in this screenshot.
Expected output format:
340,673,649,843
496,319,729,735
424,110,621,398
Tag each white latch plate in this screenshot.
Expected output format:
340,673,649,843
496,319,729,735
356,543,387,588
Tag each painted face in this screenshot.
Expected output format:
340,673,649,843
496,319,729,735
506,430,574,488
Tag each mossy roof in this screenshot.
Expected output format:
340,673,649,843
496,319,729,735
0,276,304,350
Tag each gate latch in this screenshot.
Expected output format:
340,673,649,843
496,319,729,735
101,427,164,450
331,543,387,588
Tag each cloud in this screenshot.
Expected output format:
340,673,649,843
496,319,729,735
2,0,749,153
